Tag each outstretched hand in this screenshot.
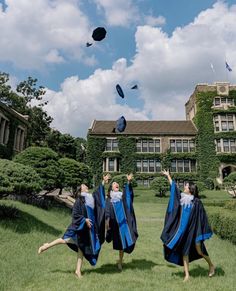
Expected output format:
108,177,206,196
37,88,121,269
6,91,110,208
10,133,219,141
161,169,170,177
127,173,133,182
103,173,111,184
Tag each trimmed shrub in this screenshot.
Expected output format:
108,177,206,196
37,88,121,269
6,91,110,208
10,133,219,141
0,159,42,197
196,181,206,193
223,172,236,183
59,158,92,195
204,177,214,190
150,177,169,197
207,206,236,244
14,146,61,190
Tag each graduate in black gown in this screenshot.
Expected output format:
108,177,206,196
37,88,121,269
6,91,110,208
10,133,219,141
105,173,138,270
160,170,215,282
38,175,109,278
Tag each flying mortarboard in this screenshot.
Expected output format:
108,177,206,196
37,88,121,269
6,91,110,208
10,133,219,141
131,84,138,89
116,116,126,132
116,84,125,98
92,27,107,42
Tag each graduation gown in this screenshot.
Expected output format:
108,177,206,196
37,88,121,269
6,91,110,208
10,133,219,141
160,181,213,266
62,194,102,266
105,183,138,253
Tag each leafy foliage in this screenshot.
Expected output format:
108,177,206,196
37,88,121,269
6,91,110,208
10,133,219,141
87,136,106,186
58,158,92,195
14,147,60,190
0,159,42,197
117,137,136,174
150,177,169,197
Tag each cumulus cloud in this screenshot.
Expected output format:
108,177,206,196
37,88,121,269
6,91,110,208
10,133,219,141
43,1,236,137
93,0,139,26
0,0,91,69
44,58,148,136
144,15,166,27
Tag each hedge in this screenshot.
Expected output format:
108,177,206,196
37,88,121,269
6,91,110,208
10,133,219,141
207,206,236,244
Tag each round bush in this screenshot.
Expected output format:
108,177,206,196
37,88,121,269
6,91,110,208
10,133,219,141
14,146,60,190
0,159,42,196
204,177,214,190
150,177,169,197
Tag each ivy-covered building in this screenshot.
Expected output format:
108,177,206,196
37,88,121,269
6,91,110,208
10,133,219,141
185,82,236,183
0,101,28,159
87,120,197,187
87,82,236,187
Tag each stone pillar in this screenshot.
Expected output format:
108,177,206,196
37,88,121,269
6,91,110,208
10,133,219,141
0,118,6,144
114,158,117,172
20,130,25,151
105,158,109,172
4,122,9,144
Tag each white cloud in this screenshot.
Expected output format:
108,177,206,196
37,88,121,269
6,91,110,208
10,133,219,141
0,0,91,69
27,1,236,137
44,58,148,136
93,0,139,26
144,15,166,27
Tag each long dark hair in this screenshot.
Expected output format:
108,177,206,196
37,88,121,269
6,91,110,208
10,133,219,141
75,185,82,199
188,182,199,198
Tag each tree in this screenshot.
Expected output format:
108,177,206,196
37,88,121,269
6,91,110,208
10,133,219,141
0,72,53,146
150,177,169,197
59,158,92,196
14,147,61,190
0,159,42,197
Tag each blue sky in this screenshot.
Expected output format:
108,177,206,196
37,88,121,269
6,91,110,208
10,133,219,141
0,0,236,137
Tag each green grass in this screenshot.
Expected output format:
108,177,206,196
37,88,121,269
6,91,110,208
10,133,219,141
0,194,235,291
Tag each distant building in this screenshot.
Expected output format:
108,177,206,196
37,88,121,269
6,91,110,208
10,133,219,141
87,82,236,186
186,82,236,183
0,101,28,159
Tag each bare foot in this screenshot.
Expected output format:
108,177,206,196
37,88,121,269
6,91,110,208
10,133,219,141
117,260,122,271
183,276,190,282
208,265,215,277
38,243,49,254
75,271,82,278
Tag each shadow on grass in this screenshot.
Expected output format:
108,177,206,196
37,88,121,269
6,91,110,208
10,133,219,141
85,259,158,274
0,209,61,236
172,265,225,278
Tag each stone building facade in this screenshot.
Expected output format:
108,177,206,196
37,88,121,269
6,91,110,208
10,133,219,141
0,101,28,158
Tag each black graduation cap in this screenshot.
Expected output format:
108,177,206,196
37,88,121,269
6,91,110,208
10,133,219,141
116,84,124,98
116,116,126,132
86,42,92,47
92,27,107,42
131,84,138,89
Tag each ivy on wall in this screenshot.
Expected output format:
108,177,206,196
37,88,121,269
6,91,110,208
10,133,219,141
117,136,136,174
194,91,219,180
217,154,236,164
86,136,106,186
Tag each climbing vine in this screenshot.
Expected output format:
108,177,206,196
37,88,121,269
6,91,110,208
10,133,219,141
117,136,136,174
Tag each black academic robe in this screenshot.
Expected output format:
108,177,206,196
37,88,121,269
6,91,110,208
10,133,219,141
62,195,101,266
105,183,138,253
160,181,213,266
93,184,106,245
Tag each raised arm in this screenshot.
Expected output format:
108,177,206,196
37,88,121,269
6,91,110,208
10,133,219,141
125,173,134,211
161,169,172,185
161,169,180,213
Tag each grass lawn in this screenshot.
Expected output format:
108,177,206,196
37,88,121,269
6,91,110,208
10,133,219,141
0,192,235,291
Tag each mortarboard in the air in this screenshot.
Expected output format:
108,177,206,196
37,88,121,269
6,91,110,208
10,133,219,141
116,84,125,98
86,42,92,47
116,116,126,132
131,84,138,89
92,27,107,41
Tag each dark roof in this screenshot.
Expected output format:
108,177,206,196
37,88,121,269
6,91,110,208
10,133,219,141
0,101,29,125
89,120,197,136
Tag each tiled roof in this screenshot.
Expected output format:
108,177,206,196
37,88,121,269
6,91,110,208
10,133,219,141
89,120,197,136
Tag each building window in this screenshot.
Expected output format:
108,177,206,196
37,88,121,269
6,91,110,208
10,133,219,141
170,159,196,173
170,139,195,153
216,138,236,153
136,139,161,153
105,139,119,151
135,159,161,173
213,97,235,106
223,139,229,152
108,158,115,171
214,114,236,132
